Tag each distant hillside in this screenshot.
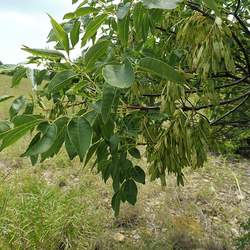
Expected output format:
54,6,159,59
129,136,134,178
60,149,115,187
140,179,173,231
0,64,17,75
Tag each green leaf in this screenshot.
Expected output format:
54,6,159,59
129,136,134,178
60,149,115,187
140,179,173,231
23,123,57,156
123,179,138,205
111,192,121,217
84,110,98,126
109,135,120,154
117,14,129,47
81,14,107,46
0,95,14,103
23,132,41,159
30,155,39,166
41,117,69,160
48,70,77,93
117,3,131,19
131,166,146,184
23,102,34,115
143,0,180,9
70,21,81,48
67,116,93,162
49,15,70,54
26,68,44,90
12,114,43,127
100,118,114,140
96,140,109,168
12,66,27,87
22,46,65,59
84,139,102,166
75,7,97,17
101,85,117,124
133,3,149,42
63,12,75,19
139,57,184,83
102,61,135,89
9,96,26,119
203,0,220,16
85,40,111,71
128,147,141,159
120,159,133,180
0,121,11,133
0,118,42,151
65,132,77,160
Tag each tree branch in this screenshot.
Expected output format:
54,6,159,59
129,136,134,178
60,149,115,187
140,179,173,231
183,90,250,111
141,75,250,97
211,94,249,125
232,33,250,74
155,26,176,35
233,15,250,36
233,0,250,36
214,120,250,127
126,105,160,111
127,90,250,112
186,1,213,19
234,0,241,15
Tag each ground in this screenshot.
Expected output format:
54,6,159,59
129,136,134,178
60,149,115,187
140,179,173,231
0,74,249,249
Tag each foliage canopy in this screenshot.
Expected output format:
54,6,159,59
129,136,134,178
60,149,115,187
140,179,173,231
0,0,250,215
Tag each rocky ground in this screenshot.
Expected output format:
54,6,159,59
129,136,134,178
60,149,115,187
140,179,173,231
0,149,249,249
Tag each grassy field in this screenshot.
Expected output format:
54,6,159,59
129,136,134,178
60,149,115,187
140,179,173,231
0,74,249,249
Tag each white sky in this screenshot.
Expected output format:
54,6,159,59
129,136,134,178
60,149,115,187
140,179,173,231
0,0,75,64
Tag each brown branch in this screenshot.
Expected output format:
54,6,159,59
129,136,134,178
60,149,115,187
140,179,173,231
183,90,250,111
187,75,250,94
211,94,249,125
214,120,250,127
234,0,241,15
65,101,85,108
155,26,176,35
186,1,214,19
142,75,250,97
234,15,250,36
126,105,160,111
232,33,250,73
233,0,250,36
127,90,250,112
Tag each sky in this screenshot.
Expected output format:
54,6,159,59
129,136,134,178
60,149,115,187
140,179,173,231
0,0,75,64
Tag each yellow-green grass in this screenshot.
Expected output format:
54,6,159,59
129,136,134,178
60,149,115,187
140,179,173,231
0,74,32,118
0,75,249,249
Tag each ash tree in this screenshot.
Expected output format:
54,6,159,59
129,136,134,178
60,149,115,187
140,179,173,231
0,0,249,215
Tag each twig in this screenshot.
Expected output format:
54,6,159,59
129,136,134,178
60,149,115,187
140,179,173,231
211,94,249,125
214,120,250,127
233,0,250,36
233,15,250,36
234,0,241,15
65,101,85,108
141,75,250,97
232,33,250,73
183,90,250,111
127,90,250,112
186,1,213,20
155,26,176,35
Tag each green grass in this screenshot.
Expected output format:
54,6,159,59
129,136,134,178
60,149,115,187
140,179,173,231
0,75,249,249
0,174,107,249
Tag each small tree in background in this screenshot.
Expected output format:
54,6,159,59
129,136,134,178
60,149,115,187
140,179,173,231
0,0,249,215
